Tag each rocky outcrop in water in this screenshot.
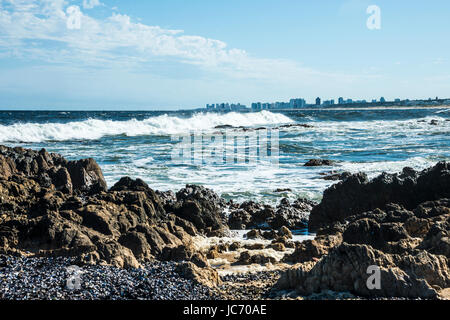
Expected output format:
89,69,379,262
228,198,313,230
304,159,335,167
274,164,450,299
309,162,450,231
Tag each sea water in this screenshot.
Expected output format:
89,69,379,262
0,108,449,205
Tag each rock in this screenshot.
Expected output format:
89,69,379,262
321,171,352,181
342,218,410,251
171,185,227,234
0,145,202,270
66,158,107,194
309,162,450,231
118,231,153,261
235,251,277,265
229,198,312,231
160,243,209,268
269,243,286,252
0,154,15,179
274,188,292,193
228,209,252,230
229,242,241,251
228,201,275,230
245,229,263,240
278,226,293,239
275,243,440,299
276,192,449,299
51,168,73,194
304,159,335,167
268,199,310,230
175,262,222,287
243,243,265,250
283,234,342,263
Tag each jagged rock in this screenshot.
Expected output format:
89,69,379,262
0,145,107,195
118,231,153,261
0,146,204,269
283,234,342,263
309,162,450,231
171,185,226,234
228,209,252,230
160,243,209,268
342,218,411,251
228,198,313,230
66,158,107,194
275,243,441,299
175,262,222,287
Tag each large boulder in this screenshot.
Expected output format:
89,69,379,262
66,158,107,194
170,185,227,235
0,145,107,195
309,162,450,231
274,243,443,299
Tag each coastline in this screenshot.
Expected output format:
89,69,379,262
0,145,449,300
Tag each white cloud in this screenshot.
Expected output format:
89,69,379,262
0,0,369,84
82,0,101,10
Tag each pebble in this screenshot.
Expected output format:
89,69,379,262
0,255,221,300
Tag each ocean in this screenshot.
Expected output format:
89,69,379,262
0,108,449,205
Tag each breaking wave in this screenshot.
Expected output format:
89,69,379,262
0,111,293,143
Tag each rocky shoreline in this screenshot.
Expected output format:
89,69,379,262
0,145,449,300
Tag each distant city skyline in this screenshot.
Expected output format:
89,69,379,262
204,96,450,112
0,1,449,110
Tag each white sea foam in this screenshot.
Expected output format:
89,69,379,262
0,111,293,143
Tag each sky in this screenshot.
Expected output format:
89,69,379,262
0,0,449,110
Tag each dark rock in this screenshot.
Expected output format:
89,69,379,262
171,185,226,234
322,171,352,181
304,159,335,167
275,243,442,299
66,158,107,194
309,162,450,231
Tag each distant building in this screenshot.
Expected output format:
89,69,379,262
316,97,321,105
289,98,306,109
380,97,386,103
338,97,344,104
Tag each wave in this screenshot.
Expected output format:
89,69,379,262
0,111,294,143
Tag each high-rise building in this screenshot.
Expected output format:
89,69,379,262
316,97,321,105
338,97,344,104
380,97,386,103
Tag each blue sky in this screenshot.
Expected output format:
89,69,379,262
0,0,449,110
